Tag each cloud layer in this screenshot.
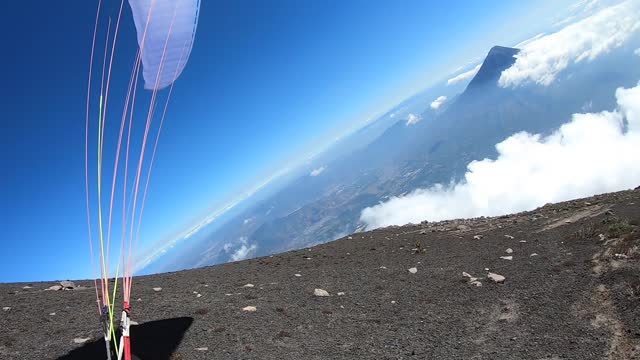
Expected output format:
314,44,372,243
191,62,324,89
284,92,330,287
430,96,448,110
500,0,640,87
405,113,421,126
360,81,640,229
447,65,481,86
310,166,326,176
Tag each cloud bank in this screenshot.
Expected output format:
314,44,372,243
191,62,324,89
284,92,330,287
430,96,448,110
360,81,640,229
500,0,640,87
405,113,421,126
447,65,481,86
310,166,326,176
230,244,257,261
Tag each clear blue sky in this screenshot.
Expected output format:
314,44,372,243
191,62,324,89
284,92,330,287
0,1,571,282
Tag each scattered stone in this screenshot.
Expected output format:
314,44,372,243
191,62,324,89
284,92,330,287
408,267,418,274
152,287,162,292
225,293,233,296
2,307,11,311
505,248,513,254
473,235,483,240
294,274,302,277
73,337,91,344
614,253,629,259
519,240,527,243
45,285,63,291
196,293,202,298
419,229,427,234
348,236,353,240
60,281,75,289
462,272,480,285
242,306,257,312
391,300,397,304
314,288,330,297
599,234,606,241
379,266,387,269
484,268,490,271
337,292,345,296
22,286,32,289
530,253,539,257
195,347,209,351
487,272,506,284
49,312,56,316
457,225,469,231
242,284,255,288
504,235,514,239
500,256,513,261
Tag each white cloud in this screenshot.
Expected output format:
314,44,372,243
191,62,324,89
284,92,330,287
360,81,640,229
230,244,257,261
405,113,421,126
635,48,640,56
447,65,481,86
430,96,448,110
500,1,640,87
310,166,326,176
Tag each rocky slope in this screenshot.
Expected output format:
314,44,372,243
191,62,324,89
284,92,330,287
1,188,640,359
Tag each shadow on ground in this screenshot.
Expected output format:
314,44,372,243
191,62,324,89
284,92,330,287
56,317,193,360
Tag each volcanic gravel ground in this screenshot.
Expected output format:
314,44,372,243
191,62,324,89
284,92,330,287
1,189,640,359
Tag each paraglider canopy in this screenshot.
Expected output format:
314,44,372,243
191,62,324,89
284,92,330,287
128,0,200,90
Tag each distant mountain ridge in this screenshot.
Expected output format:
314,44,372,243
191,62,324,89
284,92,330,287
465,46,519,92
149,43,640,273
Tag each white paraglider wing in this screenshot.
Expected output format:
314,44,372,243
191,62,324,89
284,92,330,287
128,0,200,90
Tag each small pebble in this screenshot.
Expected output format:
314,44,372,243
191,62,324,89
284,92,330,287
152,287,162,292
488,272,506,284
242,306,257,312
500,256,513,261
408,267,418,274
196,347,208,351
73,337,91,344
242,284,255,288
505,248,513,254
3,307,11,311
314,288,330,297
337,292,345,296
294,274,301,277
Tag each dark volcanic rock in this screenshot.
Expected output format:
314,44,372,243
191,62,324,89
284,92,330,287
465,45,520,92
1,189,640,359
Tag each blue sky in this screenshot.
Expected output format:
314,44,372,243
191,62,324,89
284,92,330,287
0,1,575,282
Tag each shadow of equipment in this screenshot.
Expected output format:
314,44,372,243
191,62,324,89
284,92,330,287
56,317,194,360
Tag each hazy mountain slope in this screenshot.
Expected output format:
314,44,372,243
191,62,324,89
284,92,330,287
155,43,640,272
